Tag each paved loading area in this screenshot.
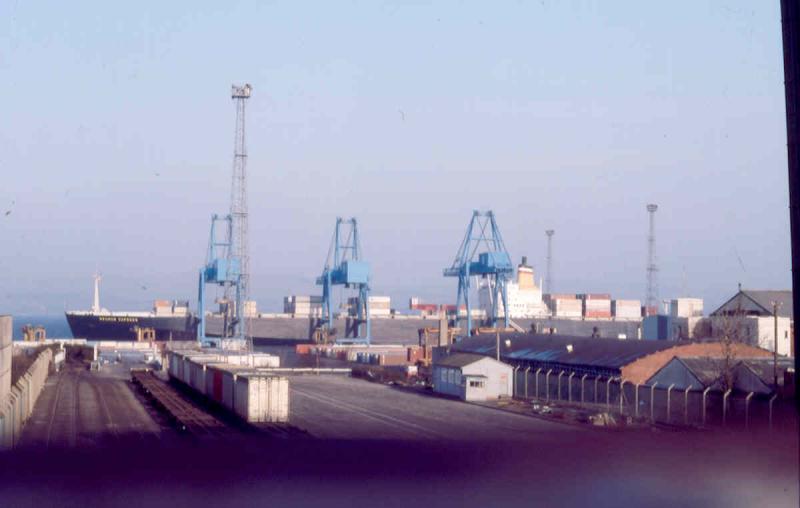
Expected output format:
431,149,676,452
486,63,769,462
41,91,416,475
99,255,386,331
290,374,579,440
18,361,162,448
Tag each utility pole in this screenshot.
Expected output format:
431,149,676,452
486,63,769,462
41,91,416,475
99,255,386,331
772,300,782,391
545,230,555,294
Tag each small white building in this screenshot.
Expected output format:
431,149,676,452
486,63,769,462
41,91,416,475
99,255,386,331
432,353,513,401
709,288,793,356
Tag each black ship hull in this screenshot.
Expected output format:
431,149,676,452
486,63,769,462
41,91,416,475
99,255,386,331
65,313,198,341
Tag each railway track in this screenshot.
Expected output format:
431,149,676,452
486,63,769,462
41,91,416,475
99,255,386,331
131,369,229,437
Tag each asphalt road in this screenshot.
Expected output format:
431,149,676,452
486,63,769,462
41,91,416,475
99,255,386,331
18,361,162,448
289,374,578,441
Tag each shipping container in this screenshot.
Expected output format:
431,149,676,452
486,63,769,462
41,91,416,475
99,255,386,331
577,293,612,300
223,353,280,368
612,300,642,319
584,311,612,319
233,374,289,423
546,293,577,300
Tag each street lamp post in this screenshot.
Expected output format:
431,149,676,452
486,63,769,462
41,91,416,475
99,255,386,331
771,301,782,392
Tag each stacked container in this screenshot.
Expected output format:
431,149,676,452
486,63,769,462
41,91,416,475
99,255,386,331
552,299,582,318
154,299,172,316
243,300,258,318
581,294,612,319
172,300,190,316
612,299,642,320
369,296,391,317
283,295,323,317
224,353,280,368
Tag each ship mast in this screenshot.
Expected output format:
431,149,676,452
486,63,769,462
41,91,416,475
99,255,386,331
92,273,102,314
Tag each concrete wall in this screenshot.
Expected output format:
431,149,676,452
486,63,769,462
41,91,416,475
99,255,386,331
0,348,52,449
206,315,429,344
514,318,642,339
0,316,11,406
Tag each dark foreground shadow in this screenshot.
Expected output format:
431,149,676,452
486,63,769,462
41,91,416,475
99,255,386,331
0,430,797,508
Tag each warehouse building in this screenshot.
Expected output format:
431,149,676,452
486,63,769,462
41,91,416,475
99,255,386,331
647,357,795,397
432,353,513,401
448,333,773,384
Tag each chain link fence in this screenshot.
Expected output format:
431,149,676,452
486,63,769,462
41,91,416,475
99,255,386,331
512,366,796,431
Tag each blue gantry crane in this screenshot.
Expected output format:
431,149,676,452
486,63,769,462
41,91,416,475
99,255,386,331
197,214,243,346
316,217,371,345
443,210,514,337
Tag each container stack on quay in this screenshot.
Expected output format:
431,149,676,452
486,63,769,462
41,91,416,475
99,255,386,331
0,316,53,450
545,294,583,318
612,299,642,320
579,294,612,319
243,300,258,318
302,344,417,367
347,296,391,317
153,300,172,317
283,295,323,317
167,350,289,424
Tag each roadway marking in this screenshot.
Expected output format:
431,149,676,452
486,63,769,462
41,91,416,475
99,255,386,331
291,386,450,440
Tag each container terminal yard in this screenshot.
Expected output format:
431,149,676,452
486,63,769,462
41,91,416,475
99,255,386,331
2,23,800,504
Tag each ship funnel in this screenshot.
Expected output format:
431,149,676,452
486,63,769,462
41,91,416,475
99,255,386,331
521,256,528,266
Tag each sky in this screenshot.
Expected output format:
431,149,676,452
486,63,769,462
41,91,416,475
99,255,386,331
0,1,792,316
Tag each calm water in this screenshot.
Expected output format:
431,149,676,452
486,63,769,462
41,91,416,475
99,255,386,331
10,314,73,340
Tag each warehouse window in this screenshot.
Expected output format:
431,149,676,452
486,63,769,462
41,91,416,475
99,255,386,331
469,380,485,388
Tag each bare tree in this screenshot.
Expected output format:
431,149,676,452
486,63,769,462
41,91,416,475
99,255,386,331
712,306,748,392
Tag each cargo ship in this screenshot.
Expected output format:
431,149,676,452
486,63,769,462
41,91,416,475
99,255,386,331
65,275,197,341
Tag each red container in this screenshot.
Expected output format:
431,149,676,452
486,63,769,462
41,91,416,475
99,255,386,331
584,310,612,318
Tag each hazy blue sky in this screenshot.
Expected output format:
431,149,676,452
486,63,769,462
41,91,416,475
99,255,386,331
0,1,791,315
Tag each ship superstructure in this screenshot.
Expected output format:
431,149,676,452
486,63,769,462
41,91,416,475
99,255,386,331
65,275,196,341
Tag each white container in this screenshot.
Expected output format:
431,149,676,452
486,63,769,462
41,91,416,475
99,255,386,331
612,300,641,319
233,374,289,423
248,354,280,368
553,299,582,317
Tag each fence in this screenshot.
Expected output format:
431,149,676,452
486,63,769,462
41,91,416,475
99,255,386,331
511,366,796,431
0,348,53,449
